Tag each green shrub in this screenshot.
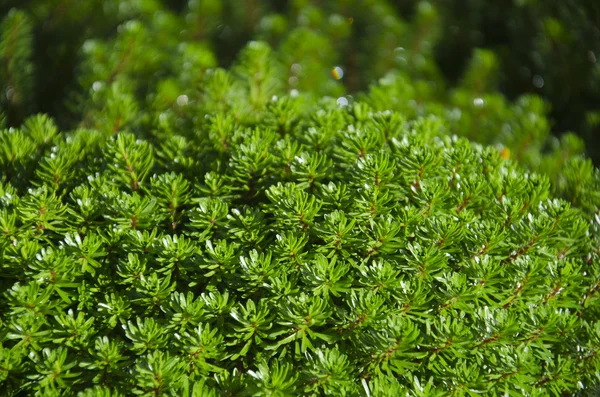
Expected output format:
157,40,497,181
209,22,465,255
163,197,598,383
1,1,600,396
0,47,599,395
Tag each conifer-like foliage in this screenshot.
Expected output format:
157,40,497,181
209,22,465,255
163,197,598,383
1,1,600,396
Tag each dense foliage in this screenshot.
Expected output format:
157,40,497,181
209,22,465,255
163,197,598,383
1,0,600,396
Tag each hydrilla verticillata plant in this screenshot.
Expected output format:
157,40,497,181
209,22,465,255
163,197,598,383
1,1,600,396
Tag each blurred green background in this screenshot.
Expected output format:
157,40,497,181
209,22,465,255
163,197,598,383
1,0,599,162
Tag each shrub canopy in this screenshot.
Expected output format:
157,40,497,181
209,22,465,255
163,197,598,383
0,1,600,396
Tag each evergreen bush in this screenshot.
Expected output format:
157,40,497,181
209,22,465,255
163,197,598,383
1,1,599,396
